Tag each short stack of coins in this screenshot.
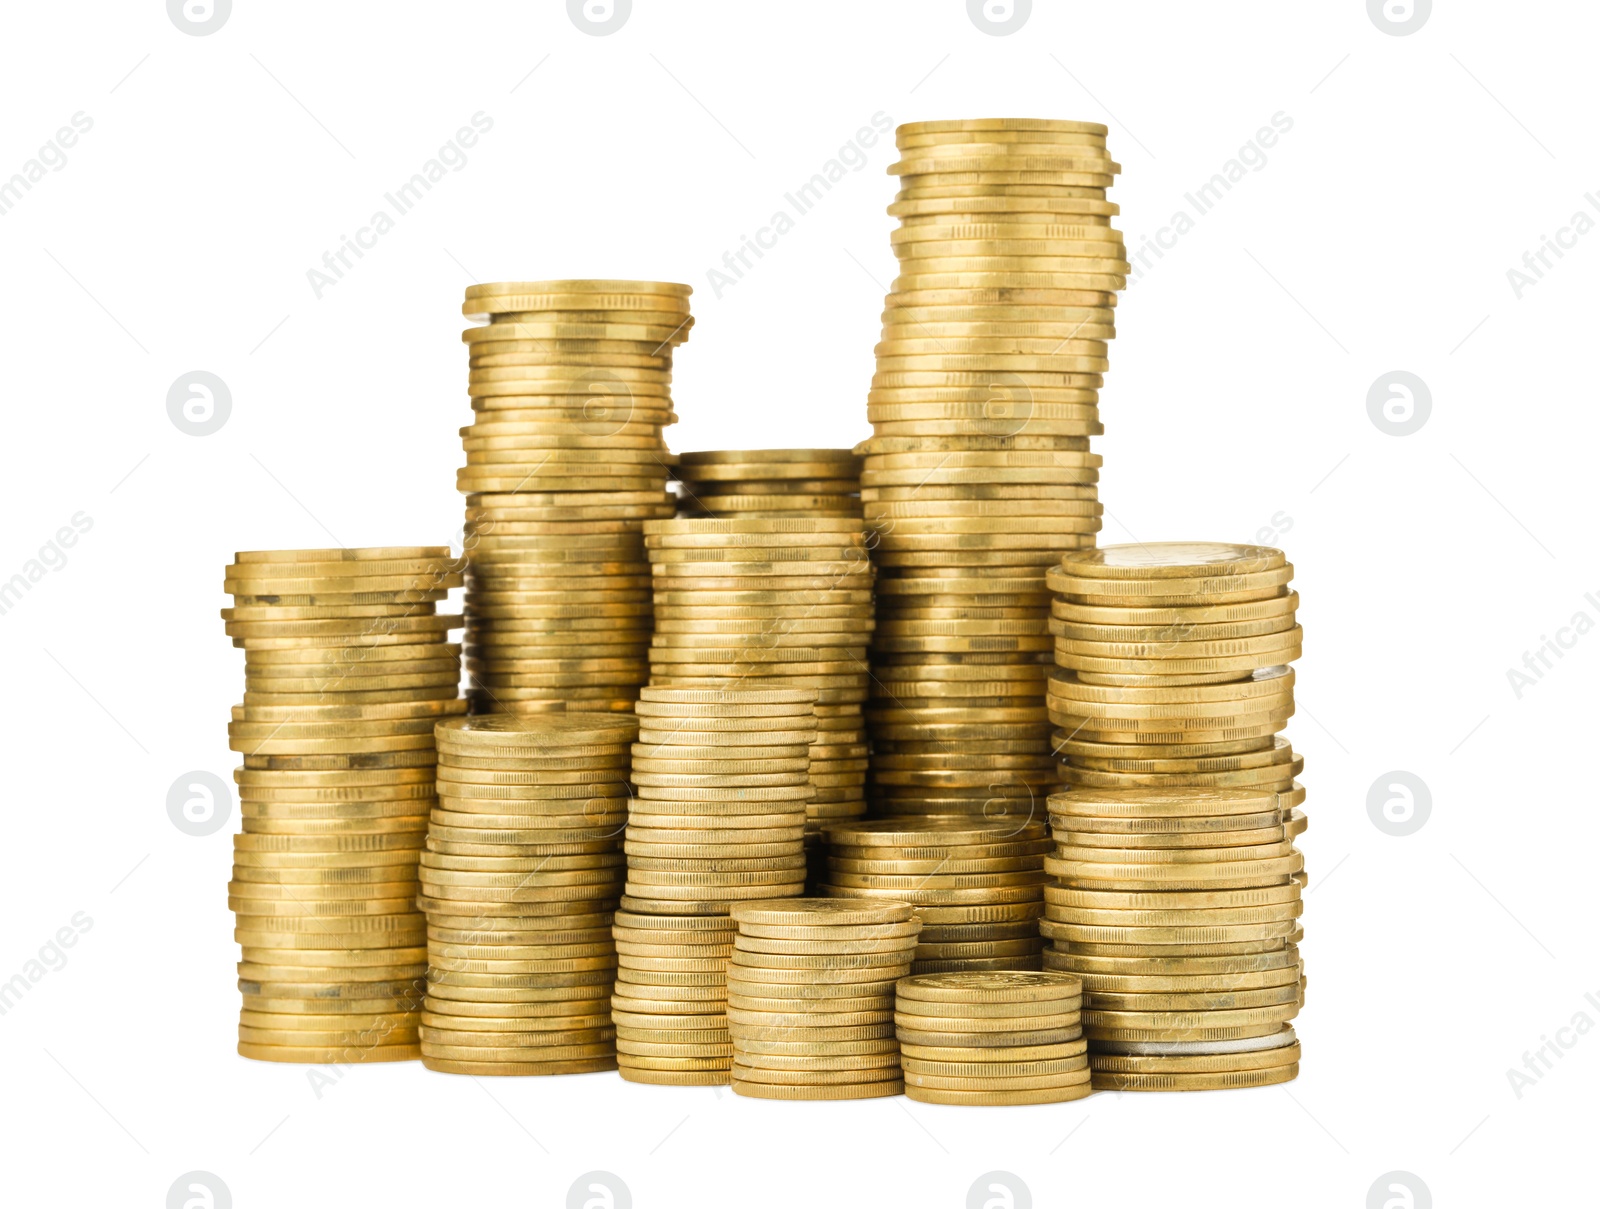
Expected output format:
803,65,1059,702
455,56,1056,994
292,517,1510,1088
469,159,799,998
727,898,920,1100
1046,542,1303,799
896,971,1090,1105
611,910,736,1086
456,280,691,715
860,118,1124,822
819,817,1049,973
673,448,864,518
644,516,874,863
1044,786,1306,1091
418,712,636,1076
222,546,466,1064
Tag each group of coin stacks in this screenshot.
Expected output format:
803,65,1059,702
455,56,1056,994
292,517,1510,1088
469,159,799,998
859,117,1125,821
673,448,864,518
896,972,1089,1105
418,713,636,1075
613,687,816,1085
1045,543,1303,798
643,515,873,873
456,280,691,716
727,898,921,1099
222,546,465,1063
819,817,1049,973
1044,787,1305,1090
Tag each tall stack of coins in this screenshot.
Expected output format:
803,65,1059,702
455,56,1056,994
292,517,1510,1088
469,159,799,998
1046,543,1302,798
1044,787,1306,1091
895,972,1089,1105
673,449,863,518
727,898,920,1100
860,118,1124,821
819,817,1049,973
644,517,874,857
418,713,636,1076
456,280,691,715
222,546,465,1063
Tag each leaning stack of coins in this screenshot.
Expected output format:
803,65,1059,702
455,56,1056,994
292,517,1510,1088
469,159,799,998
611,911,737,1085
727,898,921,1100
222,546,465,1064
673,449,864,518
896,972,1090,1105
1043,786,1306,1091
456,280,691,715
418,713,636,1076
860,118,1124,822
820,817,1049,973
644,517,873,861
1046,543,1303,798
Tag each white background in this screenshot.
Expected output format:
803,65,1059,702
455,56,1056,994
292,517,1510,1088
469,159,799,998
0,1,1592,1205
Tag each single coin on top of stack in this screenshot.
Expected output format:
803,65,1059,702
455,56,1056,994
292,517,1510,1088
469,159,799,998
673,448,864,518
1047,542,1303,802
820,817,1049,973
457,280,691,715
727,898,921,1100
1044,786,1306,1091
223,546,466,1064
419,712,636,1076
613,686,816,1085
896,971,1089,1105
861,118,1124,823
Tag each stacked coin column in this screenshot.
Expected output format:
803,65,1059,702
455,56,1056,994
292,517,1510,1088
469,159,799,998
895,971,1089,1106
819,817,1049,973
419,713,636,1076
644,516,874,868
859,117,1125,822
728,899,920,1100
222,546,465,1064
456,280,690,716
1044,787,1306,1091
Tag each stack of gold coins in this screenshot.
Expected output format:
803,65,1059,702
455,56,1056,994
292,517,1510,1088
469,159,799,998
418,712,636,1075
727,898,920,1100
1046,543,1303,797
611,911,736,1086
644,517,873,861
819,817,1049,973
860,118,1124,822
673,448,863,517
896,972,1090,1105
222,546,465,1064
1044,786,1306,1091
456,280,691,715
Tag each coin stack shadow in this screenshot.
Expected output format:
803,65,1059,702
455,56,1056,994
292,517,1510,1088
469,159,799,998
223,546,465,1064
727,898,920,1100
644,516,875,880
858,117,1126,823
672,448,864,518
456,280,691,716
818,817,1049,973
419,712,636,1075
895,971,1090,1105
1044,787,1305,1090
